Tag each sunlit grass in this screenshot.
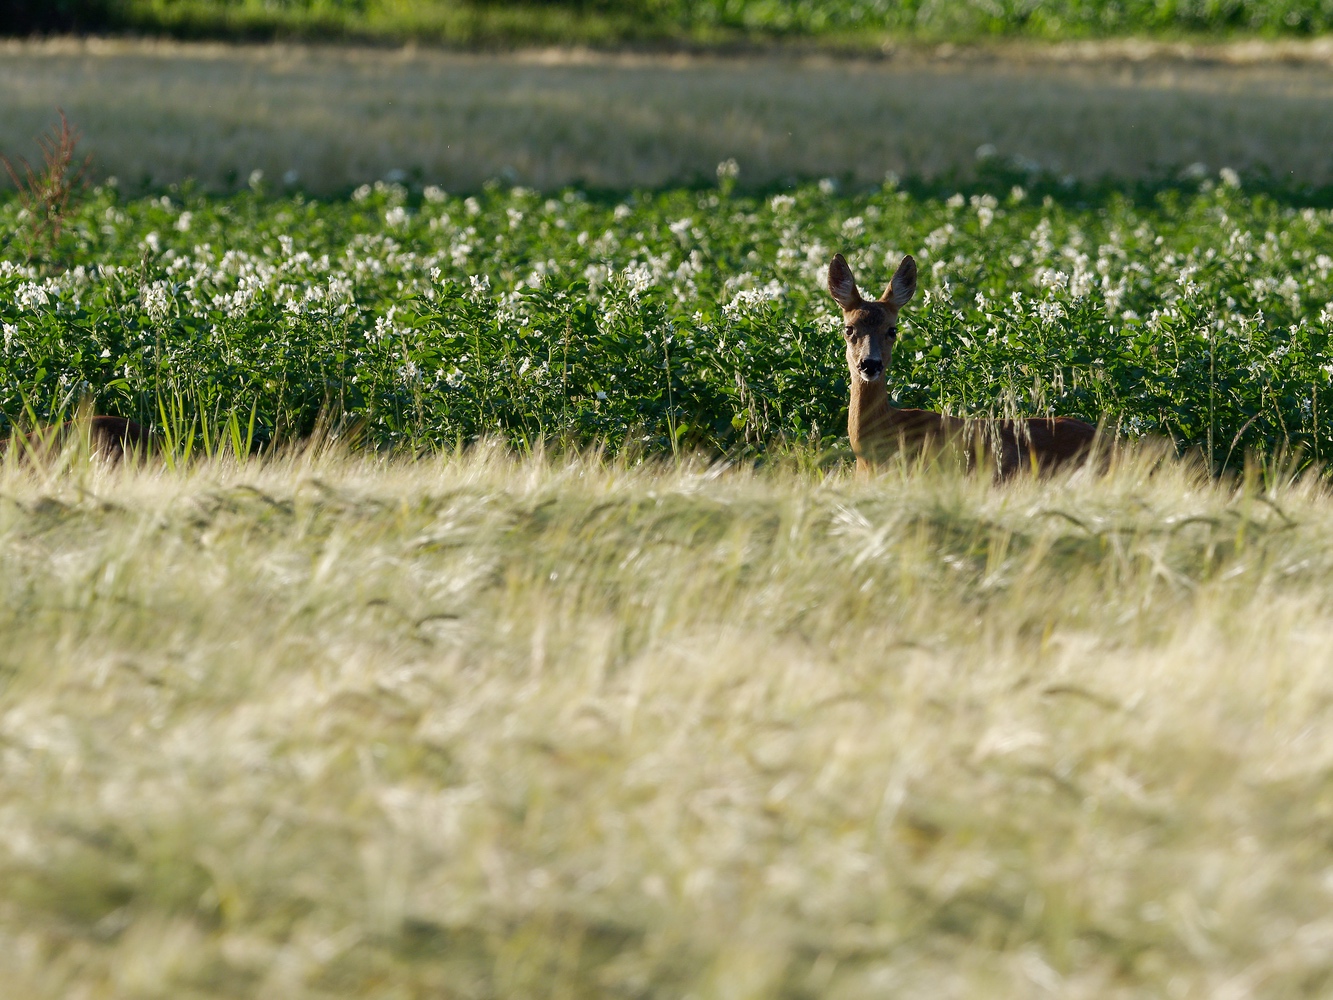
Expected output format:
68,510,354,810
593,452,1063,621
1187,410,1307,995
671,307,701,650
3,445,1333,997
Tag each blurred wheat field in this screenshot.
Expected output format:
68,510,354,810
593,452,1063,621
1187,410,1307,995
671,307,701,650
3,446,1333,997
6,38,1333,191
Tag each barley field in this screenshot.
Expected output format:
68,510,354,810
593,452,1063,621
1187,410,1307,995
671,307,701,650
2,444,1333,999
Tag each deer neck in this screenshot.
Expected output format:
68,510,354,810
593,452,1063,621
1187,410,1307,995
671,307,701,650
847,373,896,464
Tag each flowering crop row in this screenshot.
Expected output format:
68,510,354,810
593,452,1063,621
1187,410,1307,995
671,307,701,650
3,172,1333,469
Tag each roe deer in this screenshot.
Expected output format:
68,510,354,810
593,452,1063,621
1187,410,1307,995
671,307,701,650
4,415,151,464
829,253,1097,476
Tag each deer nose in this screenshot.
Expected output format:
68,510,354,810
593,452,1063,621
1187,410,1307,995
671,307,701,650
858,358,884,379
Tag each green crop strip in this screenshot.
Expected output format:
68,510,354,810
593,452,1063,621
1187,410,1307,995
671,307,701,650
13,0,1333,46
4,171,1333,471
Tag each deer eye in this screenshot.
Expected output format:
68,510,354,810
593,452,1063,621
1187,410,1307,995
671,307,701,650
843,325,856,340
886,325,898,340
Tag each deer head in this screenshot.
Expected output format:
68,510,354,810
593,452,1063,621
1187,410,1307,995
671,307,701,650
827,253,917,384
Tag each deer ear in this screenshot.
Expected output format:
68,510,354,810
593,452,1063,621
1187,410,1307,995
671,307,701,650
883,255,917,308
827,254,863,311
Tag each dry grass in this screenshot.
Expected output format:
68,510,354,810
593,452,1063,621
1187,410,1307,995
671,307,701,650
3,443,1333,997
5,38,1333,192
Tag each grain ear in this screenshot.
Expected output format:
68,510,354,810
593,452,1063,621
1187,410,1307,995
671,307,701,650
883,255,917,308
828,254,863,310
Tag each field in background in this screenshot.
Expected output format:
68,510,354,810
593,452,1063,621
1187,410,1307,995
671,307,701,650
3,446,1333,999
11,0,1333,48
6,40,1333,194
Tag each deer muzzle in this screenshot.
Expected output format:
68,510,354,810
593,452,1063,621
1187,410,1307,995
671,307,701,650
857,358,884,381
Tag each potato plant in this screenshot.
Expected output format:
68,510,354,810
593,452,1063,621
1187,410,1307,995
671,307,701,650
3,170,1332,470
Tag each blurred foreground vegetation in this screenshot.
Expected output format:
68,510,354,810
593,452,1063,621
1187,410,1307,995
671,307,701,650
4,447,1333,998
5,0,1333,47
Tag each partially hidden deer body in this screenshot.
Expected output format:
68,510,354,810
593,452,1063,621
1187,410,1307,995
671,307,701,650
5,415,151,464
830,253,1096,477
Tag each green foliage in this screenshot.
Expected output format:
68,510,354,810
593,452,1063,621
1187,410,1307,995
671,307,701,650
5,0,1333,44
4,171,1333,470
0,0,114,33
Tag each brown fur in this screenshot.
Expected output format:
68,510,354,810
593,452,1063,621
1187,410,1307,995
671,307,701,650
4,415,152,464
830,253,1097,477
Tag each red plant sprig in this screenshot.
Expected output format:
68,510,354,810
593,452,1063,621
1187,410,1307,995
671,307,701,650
2,109,92,266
